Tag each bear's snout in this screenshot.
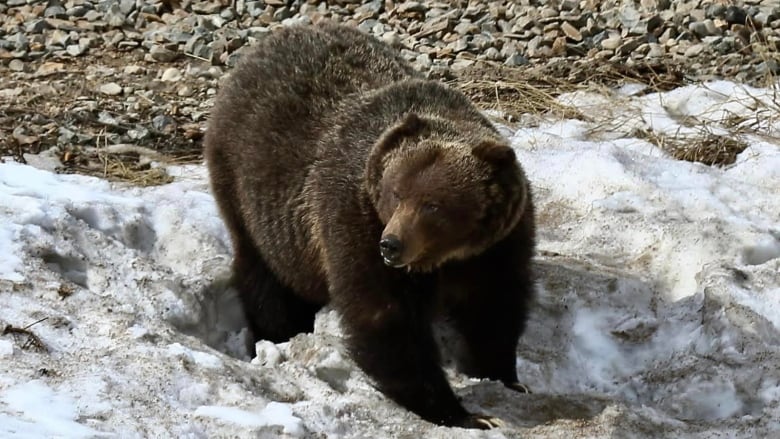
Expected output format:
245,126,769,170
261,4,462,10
379,235,403,267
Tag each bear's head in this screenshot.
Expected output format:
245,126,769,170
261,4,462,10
366,113,529,272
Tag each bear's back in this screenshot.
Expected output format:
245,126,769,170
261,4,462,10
207,24,420,169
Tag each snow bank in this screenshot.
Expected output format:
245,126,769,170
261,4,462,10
1,81,778,438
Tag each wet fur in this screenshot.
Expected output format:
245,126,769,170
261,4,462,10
205,22,536,428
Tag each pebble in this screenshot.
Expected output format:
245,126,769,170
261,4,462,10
9,59,25,72
99,82,123,96
149,45,179,62
561,22,583,42
1,0,778,162
601,37,623,50
161,67,183,82
124,65,144,75
178,86,195,97
66,44,84,56
684,43,706,58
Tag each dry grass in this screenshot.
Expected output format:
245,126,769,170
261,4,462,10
2,317,49,353
636,129,749,167
3,49,778,184
0,53,204,187
455,57,688,122
457,57,778,168
56,142,207,186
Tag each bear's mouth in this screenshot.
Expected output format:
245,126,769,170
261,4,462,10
383,256,406,268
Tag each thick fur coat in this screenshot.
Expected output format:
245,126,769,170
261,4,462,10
204,23,536,429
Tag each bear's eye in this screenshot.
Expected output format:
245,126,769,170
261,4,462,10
392,190,401,201
421,201,440,213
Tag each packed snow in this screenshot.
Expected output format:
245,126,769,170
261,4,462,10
1,80,778,438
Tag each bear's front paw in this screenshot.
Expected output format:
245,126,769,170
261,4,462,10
458,414,504,430
505,381,532,394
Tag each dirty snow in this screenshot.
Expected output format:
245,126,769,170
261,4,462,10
1,80,779,438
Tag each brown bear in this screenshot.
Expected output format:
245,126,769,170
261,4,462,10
204,22,536,429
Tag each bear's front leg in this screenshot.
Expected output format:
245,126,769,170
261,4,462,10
442,235,535,392
329,269,496,429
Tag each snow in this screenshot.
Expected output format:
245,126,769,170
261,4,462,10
0,380,104,438
194,402,304,435
1,80,779,438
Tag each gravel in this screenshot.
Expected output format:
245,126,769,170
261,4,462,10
1,0,778,172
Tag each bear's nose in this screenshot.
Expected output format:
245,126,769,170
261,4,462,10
379,235,403,266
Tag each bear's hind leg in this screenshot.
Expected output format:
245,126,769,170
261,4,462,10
232,241,321,347
207,150,320,349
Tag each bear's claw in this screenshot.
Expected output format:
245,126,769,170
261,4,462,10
461,414,504,430
506,382,532,394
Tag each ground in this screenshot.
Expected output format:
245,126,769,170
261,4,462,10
1,79,779,438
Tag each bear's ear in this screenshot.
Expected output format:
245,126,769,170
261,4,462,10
374,113,427,154
472,140,516,165
365,113,428,201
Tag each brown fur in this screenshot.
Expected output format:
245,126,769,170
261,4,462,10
204,22,536,429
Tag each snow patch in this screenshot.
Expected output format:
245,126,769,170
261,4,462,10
194,402,304,436
0,381,106,438
0,80,779,437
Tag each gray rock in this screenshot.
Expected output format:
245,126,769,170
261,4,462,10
199,15,227,31
397,1,427,15
689,19,721,38
66,44,85,56
512,16,535,32
124,65,144,75
105,5,126,28
161,67,183,82
149,44,179,62
690,9,706,22
561,21,582,41
127,127,150,141
84,10,102,22
414,53,432,70
504,53,529,66
192,2,223,14
355,0,382,19
450,59,474,71
44,5,68,19
647,43,665,58
601,36,622,50
119,0,136,15
484,47,501,60
9,33,29,51
619,4,641,30
713,37,738,55
273,7,293,21
26,19,51,34
220,8,235,20
755,59,780,76
46,29,71,47
540,7,559,19
617,37,643,56
726,6,749,25
381,31,401,47
152,114,177,134
99,82,123,96
8,59,25,72
684,43,706,57
470,34,494,51
177,86,195,97
454,21,478,35
452,37,468,52
560,0,579,12
246,1,265,18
